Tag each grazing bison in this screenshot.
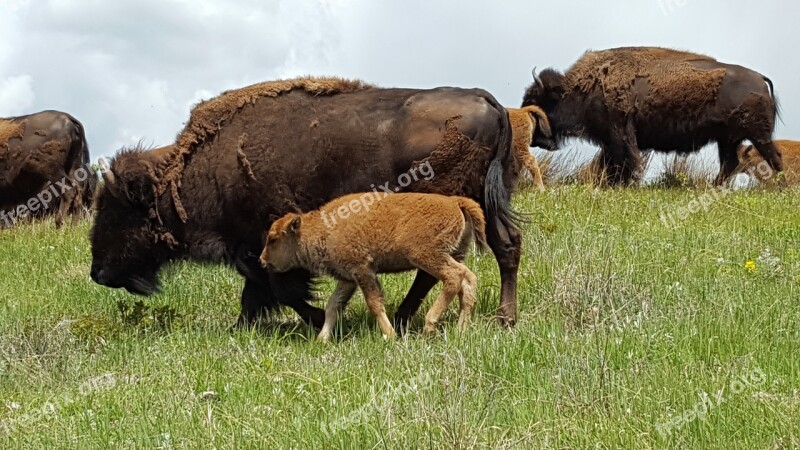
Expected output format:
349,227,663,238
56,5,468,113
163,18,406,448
522,47,784,185
507,105,554,191
1,110,96,228
90,77,523,329
736,139,800,185
259,192,486,340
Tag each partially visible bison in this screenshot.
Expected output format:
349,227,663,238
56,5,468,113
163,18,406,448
1,110,96,228
737,139,800,185
90,77,524,328
523,47,784,185
507,105,554,191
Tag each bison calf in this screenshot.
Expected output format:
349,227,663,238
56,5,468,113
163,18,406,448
259,192,487,341
736,140,799,185
507,105,554,191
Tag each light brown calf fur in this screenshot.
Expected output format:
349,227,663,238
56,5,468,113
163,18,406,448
507,106,552,191
736,140,800,185
259,192,487,340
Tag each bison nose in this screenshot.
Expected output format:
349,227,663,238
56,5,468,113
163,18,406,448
90,265,106,284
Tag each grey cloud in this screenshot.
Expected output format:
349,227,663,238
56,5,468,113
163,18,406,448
0,0,797,165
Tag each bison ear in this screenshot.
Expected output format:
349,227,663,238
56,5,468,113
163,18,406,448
112,160,157,208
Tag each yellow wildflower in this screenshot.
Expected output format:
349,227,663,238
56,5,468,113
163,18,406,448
744,261,756,272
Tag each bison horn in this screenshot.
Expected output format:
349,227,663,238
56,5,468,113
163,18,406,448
98,158,124,199
532,67,544,89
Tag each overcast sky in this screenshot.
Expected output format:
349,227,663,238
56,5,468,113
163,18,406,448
1,0,798,163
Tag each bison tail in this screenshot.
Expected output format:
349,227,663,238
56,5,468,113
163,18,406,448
484,99,525,228
458,197,488,253
763,75,783,126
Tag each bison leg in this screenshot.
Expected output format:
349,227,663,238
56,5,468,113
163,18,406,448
233,279,272,329
269,269,325,328
715,140,744,186
234,254,325,329
487,214,521,327
55,185,76,229
393,270,438,332
600,122,643,186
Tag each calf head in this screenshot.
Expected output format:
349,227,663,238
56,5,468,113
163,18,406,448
524,105,557,151
259,213,302,273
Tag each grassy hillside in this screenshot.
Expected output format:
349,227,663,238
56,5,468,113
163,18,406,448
1,186,798,449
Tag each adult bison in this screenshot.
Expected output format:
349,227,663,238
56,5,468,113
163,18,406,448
1,110,96,228
90,77,526,328
522,47,784,185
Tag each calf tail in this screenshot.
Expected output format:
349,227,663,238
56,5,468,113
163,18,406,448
457,197,488,253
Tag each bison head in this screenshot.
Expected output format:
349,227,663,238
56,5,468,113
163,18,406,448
523,69,570,146
90,149,178,296
259,213,302,273
523,68,566,114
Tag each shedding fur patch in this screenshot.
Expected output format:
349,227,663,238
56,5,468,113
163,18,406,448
0,119,25,148
565,47,727,114
406,116,492,200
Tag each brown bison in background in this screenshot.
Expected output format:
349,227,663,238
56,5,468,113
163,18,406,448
523,47,784,185
737,139,800,185
90,77,524,328
1,110,96,228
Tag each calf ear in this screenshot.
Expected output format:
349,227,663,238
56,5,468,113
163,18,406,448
528,107,553,138
289,216,301,234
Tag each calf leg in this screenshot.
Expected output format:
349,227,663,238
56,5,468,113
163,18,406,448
393,270,438,330
318,280,357,342
456,268,478,331
352,270,395,339
416,257,468,334
486,214,521,327
518,148,545,191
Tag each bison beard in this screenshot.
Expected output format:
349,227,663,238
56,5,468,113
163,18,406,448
522,46,784,185
90,77,522,329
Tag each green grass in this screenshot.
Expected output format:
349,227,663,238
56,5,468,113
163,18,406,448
1,186,799,449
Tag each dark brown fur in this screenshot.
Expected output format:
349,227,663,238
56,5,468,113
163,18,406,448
1,110,96,228
90,76,522,329
523,47,783,185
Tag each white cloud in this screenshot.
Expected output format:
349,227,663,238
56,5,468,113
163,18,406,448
0,75,35,116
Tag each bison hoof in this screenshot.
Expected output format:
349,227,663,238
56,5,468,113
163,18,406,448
496,315,516,328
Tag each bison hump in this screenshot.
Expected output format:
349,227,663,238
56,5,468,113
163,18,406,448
565,47,726,113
